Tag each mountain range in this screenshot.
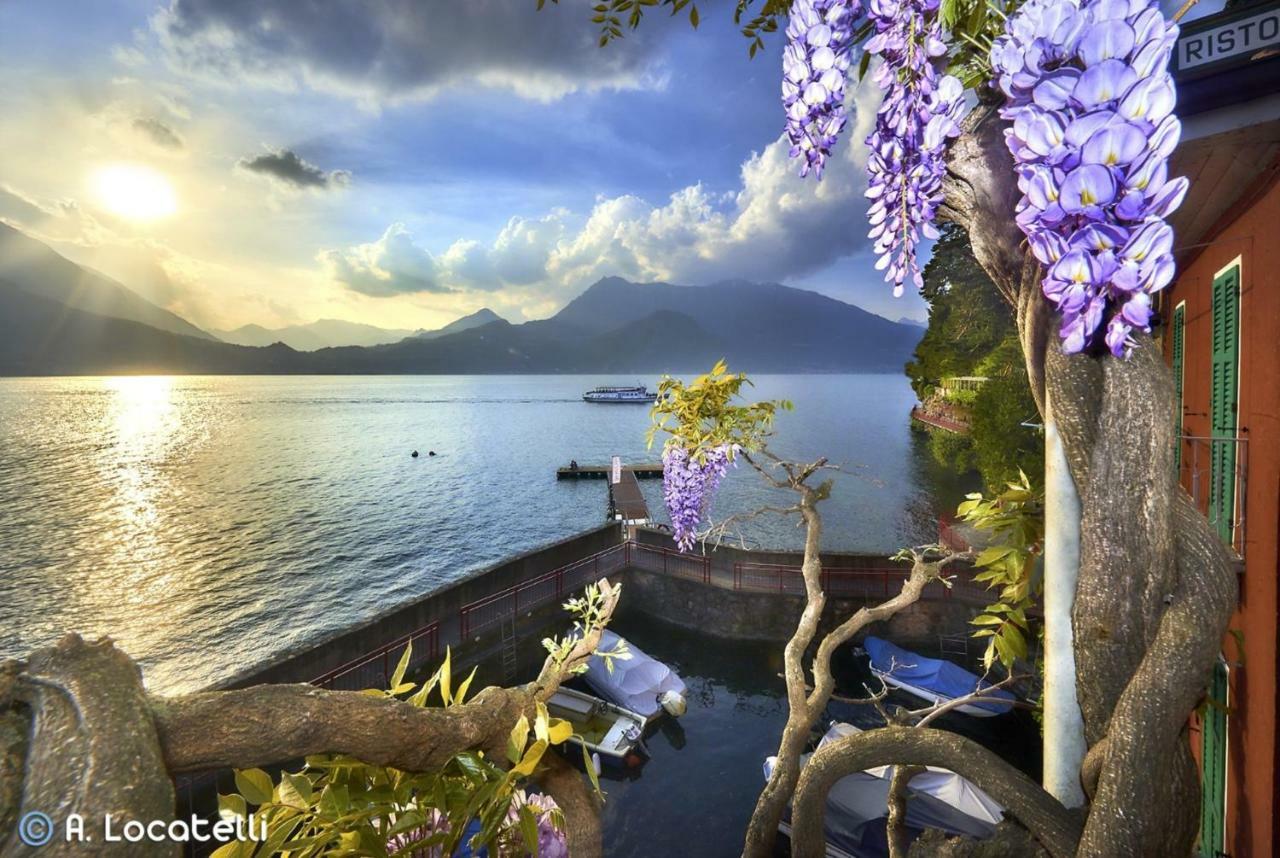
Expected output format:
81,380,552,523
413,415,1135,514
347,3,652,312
210,308,505,350
0,226,924,376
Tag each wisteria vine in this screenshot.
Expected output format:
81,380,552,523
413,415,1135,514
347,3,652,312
782,0,861,179
864,0,968,296
993,0,1187,356
782,0,1185,358
662,443,735,552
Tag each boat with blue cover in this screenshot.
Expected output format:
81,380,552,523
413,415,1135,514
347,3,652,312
860,636,1016,717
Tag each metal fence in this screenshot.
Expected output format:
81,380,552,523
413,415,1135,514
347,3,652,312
625,540,711,584
312,620,440,692
729,560,990,604
458,544,628,639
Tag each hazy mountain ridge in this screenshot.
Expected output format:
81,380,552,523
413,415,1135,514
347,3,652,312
213,319,420,350
0,223,215,341
0,227,923,375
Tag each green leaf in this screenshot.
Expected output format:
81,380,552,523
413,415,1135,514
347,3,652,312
389,643,412,692
278,772,312,809
218,792,247,822
234,769,275,806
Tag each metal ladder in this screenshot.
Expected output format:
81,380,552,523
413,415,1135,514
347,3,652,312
500,611,519,682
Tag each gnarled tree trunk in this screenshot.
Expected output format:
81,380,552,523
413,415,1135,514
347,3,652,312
792,101,1238,858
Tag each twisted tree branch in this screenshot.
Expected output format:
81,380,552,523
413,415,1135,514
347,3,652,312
790,727,1082,858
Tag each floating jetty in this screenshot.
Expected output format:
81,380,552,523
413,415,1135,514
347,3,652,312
556,464,664,480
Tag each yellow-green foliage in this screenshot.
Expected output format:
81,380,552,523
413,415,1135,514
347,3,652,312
961,471,1044,672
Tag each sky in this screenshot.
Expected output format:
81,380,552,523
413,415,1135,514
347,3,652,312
0,0,935,332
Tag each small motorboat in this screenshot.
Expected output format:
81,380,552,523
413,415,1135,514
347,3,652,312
764,722,1004,858
581,630,688,725
860,637,1015,718
582,385,658,404
546,687,646,762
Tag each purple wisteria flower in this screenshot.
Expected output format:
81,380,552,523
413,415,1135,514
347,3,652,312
662,443,735,552
782,0,860,178
864,0,968,296
992,0,1188,357
504,791,568,858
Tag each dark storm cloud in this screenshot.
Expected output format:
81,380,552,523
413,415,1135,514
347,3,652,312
132,116,184,149
237,149,351,190
152,0,663,103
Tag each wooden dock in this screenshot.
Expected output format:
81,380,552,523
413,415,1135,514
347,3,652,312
557,464,664,480
608,470,651,524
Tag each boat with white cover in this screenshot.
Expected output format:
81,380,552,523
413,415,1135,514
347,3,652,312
545,687,646,762
581,385,658,404
581,629,688,725
859,636,1016,718
764,722,1005,858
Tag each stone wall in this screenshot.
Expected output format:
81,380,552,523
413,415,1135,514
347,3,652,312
622,566,979,647
216,524,622,690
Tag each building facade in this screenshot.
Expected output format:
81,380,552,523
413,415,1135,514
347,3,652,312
1161,4,1280,854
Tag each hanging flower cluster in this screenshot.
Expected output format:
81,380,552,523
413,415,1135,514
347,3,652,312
864,0,968,296
384,792,567,857
782,0,860,178
662,443,735,552
992,0,1187,356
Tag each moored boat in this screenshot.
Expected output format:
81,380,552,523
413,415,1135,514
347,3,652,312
582,385,658,404
859,636,1016,718
546,687,647,762
581,630,688,725
764,722,1005,858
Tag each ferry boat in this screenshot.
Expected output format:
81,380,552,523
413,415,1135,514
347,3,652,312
582,385,658,404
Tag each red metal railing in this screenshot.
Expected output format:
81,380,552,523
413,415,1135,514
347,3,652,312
311,619,440,692
625,540,711,584
730,560,990,604
458,544,628,639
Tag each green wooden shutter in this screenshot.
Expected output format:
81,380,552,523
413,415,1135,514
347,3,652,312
1172,304,1185,469
1208,266,1240,544
1198,660,1229,857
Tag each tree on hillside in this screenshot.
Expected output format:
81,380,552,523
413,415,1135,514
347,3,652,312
906,223,1010,402
908,223,1043,489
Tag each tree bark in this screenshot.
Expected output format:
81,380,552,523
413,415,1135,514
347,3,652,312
2,584,621,858
790,727,1083,858
936,103,1237,855
2,635,176,857
740,450,966,858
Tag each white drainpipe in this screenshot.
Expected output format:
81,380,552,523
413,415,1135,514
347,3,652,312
1042,392,1087,807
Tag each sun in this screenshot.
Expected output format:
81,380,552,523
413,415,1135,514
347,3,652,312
92,163,178,221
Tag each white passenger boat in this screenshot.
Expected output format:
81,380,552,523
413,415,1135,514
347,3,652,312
581,385,658,404
582,630,688,725
546,687,646,762
764,722,1005,858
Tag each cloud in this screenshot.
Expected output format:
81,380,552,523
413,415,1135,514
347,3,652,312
132,116,185,150
0,184,113,246
237,148,351,190
318,223,452,296
151,0,665,105
323,75,885,308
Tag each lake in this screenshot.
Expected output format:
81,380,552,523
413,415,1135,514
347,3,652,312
0,374,973,693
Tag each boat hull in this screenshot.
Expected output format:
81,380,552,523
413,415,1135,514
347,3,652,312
870,668,1003,718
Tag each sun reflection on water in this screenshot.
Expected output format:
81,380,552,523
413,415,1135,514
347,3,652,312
98,375,182,611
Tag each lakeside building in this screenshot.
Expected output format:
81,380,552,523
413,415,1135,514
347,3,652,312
1161,3,1280,855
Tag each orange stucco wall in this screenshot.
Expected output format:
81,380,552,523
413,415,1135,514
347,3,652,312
1164,174,1280,858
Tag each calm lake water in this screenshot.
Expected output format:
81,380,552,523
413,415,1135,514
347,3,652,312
0,374,972,693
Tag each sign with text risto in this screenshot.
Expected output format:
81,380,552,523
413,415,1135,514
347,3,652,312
1173,3,1280,78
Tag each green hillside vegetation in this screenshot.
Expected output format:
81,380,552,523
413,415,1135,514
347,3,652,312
906,225,1043,490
